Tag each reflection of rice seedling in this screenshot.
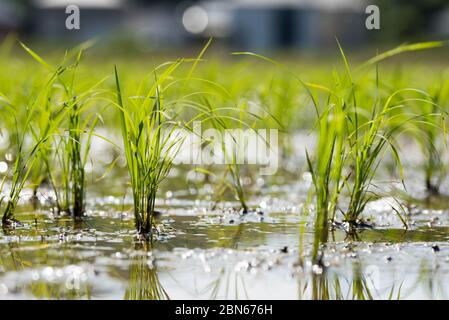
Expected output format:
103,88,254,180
0,242,92,299
297,263,369,300
350,262,374,300
206,267,249,300
416,259,448,299
300,259,402,300
309,272,344,300
125,249,169,300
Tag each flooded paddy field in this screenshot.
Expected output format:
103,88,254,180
2,164,449,300
0,38,448,300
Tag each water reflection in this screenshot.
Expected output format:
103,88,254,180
124,243,169,300
0,242,92,299
1,212,449,299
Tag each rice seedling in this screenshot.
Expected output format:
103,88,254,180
305,88,346,262
415,76,449,196
0,49,60,224
199,85,282,213
197,163,250,213
114,63,186,238
196,98,279,214
20,43,105,217
184,52,257,213
114,39,279,234
342,65,444,226
196,106,252,213
0,176,5,212
305,41,446,263
1,31,449,300
0,98,47,225
226,43,447,263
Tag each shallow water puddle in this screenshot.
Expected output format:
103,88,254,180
1,208,449,299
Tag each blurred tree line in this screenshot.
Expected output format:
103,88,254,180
375,0,448,41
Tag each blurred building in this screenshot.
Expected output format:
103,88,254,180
0,0,22,36
31,0,125,41
0,0,447,50
229,0,367,50
433,8,449,37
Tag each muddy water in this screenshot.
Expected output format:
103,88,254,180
1,201,449,300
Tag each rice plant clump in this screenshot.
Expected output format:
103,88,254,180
114,64,185,238
0,93,48,225
306,41,446,262
21,44,103,218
